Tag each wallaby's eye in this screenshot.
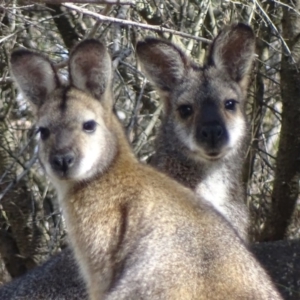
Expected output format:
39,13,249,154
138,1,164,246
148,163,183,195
83,120,97,133
38,127,50,140
178,105,193,119
225,99,238,111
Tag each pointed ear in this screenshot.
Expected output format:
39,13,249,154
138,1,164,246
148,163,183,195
69,39,112,104
136,38,190,92
207,23,255,83
10,49,60,109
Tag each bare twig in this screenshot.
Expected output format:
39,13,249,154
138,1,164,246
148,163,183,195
187,0,210,52
0,154,38,202
127,77,147,136
0,31,21,45
272,0,300,17
134,103,163,154
112,5,130,53
0,77,13,85
208,2,217,36
253,0,295,63
63,3,212,43
0,133,37,184
112,48,132,69
85,4,113,38
119,60,144,78
248,1,256,24
25,0,135,4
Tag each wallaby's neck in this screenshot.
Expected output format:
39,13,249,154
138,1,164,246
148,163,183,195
151,122,245,194
52,116,139,296
151,127,249,241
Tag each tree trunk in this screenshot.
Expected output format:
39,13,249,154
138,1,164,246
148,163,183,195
261,0,300,241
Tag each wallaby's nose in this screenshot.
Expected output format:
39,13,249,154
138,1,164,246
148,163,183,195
51,152,75,173
201,124,223,143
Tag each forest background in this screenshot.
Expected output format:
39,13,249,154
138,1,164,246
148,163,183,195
0,0,300,293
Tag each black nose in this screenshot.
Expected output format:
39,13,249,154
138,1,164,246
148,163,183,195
50,152,75,173
201,124,223,143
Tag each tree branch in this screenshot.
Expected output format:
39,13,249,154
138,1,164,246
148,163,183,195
46,4,80,49
63,3,212,43
27,0,135,4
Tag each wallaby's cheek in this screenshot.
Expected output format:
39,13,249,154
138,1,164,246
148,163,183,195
75,125,114,181
173,119,196,151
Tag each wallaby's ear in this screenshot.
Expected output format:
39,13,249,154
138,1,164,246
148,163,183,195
10,49,60,109
136,38,189,92
69,39,112,103
207,23,255,83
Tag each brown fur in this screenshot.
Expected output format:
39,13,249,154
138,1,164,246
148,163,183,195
136,23,254,242
8,39,282,299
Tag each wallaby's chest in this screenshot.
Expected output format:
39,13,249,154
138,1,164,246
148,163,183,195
195,166,231,217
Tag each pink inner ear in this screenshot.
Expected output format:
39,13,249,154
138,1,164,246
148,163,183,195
69,40,112,100
211,27,255,82
10,51,59,107
138,42,187,90
70,56,109,99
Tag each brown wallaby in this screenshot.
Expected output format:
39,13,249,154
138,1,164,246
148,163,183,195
2,242,299,300
137,23,252,243
7,39,282,299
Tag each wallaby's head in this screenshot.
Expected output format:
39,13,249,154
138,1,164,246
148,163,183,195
137,23,255,162
10,40,116,186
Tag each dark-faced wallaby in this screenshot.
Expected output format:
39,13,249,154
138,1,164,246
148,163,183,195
7,39,282,299
137,23,252,243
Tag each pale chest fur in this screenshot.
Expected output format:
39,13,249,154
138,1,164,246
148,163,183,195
195,165,232,222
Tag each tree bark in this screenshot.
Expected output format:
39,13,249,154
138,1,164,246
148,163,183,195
47,4,80,49
261,0,300,241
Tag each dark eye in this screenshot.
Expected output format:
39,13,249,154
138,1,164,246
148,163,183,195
178,105,193,119
38,127,50,140
225,99,238,111
83,120,97,133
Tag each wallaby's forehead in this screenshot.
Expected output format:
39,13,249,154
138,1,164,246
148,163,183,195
37,88,102,124
175,67,241,105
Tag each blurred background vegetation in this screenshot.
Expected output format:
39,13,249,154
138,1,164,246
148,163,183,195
0,0,300,288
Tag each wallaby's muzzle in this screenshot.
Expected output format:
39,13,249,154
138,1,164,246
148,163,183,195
50,151,76,176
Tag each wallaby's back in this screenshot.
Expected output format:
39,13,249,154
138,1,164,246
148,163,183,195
2,240,297,299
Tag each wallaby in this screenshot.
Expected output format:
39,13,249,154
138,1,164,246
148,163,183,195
2,242,299,300
7,39,282,299
0,24,282,299
137,23,252,243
